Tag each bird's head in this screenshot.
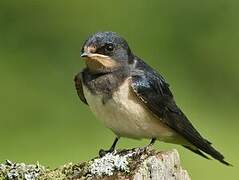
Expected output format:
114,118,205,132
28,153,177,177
80,32,134,74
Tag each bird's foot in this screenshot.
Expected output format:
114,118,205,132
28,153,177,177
99,137,119,157
135,145,152,155
135,138,156,155
99,148,115,157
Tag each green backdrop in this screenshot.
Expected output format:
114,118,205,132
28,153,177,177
0,0,238,179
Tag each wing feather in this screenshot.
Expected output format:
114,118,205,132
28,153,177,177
130,58,230,165
74,72,88,105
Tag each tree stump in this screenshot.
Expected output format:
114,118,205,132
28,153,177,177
0,148,190,180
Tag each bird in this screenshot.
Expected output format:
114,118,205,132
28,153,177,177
74,31,231,165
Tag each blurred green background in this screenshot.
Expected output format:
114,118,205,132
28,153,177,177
0,0,238,179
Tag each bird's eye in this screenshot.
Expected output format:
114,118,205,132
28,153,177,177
105,43,114,51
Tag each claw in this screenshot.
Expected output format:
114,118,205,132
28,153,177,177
99,149,113,157
99,137,119,157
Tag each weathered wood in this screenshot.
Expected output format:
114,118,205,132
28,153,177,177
0,148,190,180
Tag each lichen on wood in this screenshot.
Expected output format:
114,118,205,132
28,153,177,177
0,148,190,180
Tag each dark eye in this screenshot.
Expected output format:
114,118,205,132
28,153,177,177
105,43,114,51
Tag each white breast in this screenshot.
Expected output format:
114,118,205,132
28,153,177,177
83,78,177,141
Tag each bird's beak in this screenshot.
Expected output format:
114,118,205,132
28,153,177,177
80,50,119,73
81,52,110,60
80,52,90,58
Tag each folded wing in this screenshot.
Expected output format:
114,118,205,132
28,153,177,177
130,58,231,165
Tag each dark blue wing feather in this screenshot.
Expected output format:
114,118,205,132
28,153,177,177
131,58,230,165
74,72,88,105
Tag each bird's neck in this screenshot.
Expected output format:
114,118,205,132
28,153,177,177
82,65,130,96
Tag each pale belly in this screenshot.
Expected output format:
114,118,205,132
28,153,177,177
83,78,178,141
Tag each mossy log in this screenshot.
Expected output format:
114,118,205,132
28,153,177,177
0,148,190,180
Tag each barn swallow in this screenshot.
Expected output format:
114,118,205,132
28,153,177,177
74,31,231,165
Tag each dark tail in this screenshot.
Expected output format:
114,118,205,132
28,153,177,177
201,143,232,166
165,107,232,166
183,145,210,160
183,144,232,166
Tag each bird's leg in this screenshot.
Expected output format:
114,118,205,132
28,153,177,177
148,138,156,147
99,137,119,157
136,138,157,154
144,138,156,149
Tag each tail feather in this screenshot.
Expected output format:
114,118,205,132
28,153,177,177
185,143,232,166
164,106,232,166
204,145,232,166
183,145,210,160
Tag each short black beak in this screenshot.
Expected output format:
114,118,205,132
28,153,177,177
80,52,89,58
